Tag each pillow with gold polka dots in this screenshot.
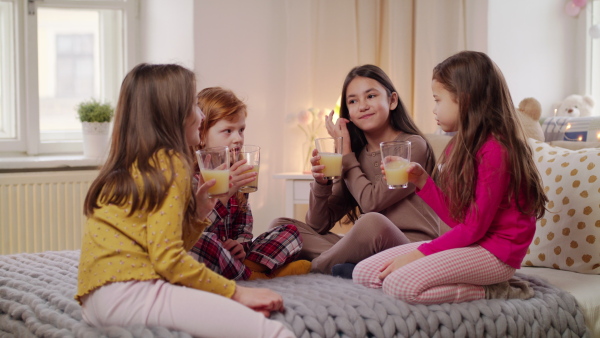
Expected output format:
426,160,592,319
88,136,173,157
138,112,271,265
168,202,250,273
522,139,600,274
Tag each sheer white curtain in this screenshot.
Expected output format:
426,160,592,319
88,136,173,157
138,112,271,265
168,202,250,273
284,0,487,134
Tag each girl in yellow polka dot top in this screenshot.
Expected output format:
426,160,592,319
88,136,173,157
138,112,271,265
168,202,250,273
75,63,294,338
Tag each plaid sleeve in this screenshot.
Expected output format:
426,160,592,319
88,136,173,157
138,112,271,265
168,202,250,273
204,199,228,241
208,199,226,225
229,195,253,246
190,231,251,280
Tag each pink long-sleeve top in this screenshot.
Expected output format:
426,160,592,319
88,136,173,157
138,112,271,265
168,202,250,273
416,138,536,269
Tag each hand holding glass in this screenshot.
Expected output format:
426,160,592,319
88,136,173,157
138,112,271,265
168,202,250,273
315,137,343,180
236,145,260,193
380,141,411,189
196,146,230,198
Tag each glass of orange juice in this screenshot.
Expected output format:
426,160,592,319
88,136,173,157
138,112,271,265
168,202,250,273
380,140,411,189
196,146,230,197
236,145,260,193
315,137,343,180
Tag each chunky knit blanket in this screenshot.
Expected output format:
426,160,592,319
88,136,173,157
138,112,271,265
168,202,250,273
0,250,590,337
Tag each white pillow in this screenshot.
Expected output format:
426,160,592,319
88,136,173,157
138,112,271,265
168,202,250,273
522,139,600,274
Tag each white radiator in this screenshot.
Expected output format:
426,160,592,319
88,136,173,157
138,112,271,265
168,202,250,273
0,170,99,255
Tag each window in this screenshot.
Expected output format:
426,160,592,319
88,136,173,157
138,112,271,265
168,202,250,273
0,1,15,141
55,34,94,98
0,0,138,155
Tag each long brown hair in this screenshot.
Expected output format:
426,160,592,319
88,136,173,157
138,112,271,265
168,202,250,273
432,51,547,222
196,87,249,207
337,64,436,224
84,63,198,229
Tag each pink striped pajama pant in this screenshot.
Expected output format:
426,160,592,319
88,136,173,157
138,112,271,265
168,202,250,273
353,241,515,304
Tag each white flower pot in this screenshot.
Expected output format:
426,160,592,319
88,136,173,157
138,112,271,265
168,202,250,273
82,122,111,159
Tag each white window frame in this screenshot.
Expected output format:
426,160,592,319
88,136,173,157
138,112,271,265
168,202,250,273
587,0,600,110
0,2,15,142
0,0,138,155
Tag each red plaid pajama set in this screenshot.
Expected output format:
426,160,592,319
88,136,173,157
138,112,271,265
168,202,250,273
189,195,303,280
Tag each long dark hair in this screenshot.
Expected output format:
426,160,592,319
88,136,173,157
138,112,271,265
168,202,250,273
84,63,198,230
432,51,547,221
337,64,435,223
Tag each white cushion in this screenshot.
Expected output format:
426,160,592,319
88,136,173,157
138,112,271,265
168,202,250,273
522,139,600,274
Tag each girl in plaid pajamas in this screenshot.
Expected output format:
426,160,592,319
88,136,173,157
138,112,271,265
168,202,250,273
190,87,311,280
353,51,548,304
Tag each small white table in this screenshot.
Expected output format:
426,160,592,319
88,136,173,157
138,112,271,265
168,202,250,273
273,172,313,218
274,172,352,234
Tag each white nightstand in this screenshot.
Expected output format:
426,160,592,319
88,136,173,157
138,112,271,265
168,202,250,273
273,172,313,218
273,172,352,234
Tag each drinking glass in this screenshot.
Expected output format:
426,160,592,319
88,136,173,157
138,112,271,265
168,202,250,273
380,140,411,189
315,137,343,180
196,146,230,197
236,145,260,193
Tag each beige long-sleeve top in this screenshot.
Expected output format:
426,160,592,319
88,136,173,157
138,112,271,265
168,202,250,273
306,133,440,242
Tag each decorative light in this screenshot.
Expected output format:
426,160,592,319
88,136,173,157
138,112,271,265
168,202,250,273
565,1,581,16
332,95,342,123
566,123,572,130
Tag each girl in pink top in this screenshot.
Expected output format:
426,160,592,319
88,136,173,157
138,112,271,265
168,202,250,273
353,51,548,304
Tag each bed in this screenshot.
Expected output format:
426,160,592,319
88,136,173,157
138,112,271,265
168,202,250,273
520,266,600,338
0,250,592,337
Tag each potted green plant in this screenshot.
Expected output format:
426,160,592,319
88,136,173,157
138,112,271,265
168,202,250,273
77,99,114,159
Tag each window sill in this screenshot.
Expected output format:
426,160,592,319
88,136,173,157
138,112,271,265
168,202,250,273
0,154,104,172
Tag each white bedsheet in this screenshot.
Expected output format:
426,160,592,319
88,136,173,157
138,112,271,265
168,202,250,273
520,267,600,338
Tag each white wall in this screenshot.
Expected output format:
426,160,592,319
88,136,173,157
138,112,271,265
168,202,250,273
140,1,591,235
487,0,588,116
139,0,194,69
194,1,289,234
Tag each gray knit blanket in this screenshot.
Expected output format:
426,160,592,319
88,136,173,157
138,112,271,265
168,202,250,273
0,250,590,338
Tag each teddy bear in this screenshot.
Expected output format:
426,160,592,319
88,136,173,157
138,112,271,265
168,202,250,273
516,97,544,142
552,94,595,118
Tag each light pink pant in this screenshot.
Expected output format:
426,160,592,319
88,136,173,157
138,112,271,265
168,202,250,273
81,279,295,338
353,242,515,304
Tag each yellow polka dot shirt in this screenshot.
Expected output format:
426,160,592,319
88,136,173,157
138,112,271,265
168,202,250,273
76,150,235,303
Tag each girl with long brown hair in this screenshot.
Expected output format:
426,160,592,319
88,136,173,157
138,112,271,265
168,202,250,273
354,51,547,304
76,64,294,337
270,64,440,276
